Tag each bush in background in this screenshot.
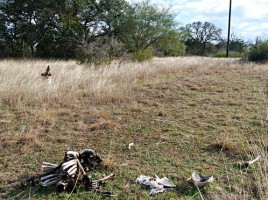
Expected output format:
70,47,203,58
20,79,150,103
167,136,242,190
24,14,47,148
153,30,186,57
247,39,268,62
214,50,243,58
132,48,154,62
78,36,125,65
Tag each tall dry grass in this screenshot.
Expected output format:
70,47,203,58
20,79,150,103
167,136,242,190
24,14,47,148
0,57,239,107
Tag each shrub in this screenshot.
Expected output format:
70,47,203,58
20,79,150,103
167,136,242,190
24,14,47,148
247,39,268,62
185,40,216,56
133,48,154,62
214,50,242,58
154,41,186,57
78,36,125,65
152,30,186,57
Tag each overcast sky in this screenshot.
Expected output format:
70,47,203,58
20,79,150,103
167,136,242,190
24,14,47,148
128,0,268,42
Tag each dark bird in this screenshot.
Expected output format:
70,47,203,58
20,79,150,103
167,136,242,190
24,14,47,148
41,66,52,84
41,66,52,77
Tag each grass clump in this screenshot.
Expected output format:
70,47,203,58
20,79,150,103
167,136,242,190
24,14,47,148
133,48,154,62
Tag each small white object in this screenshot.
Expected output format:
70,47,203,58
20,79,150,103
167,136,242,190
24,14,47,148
187,171,214,188
41,173,58,181
241,154,261,168
66,151,79,157
135,175,175,195
155,176,176,188
135,175,151,184
148,179,163,190
127,143,134,150
66,163,78,176
41,162,58,173
116,115,122,121
149,188,166,196
248,154,261,165
124,143,134,151
62,159,78,171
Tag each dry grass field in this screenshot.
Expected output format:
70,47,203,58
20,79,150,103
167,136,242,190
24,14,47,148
0,57,268,199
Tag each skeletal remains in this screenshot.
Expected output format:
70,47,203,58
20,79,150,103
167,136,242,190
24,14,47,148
240,154,261,169
124,142,134,151
187,171,215,188
19,124,261,197
135,175,176,195
21,149,115,196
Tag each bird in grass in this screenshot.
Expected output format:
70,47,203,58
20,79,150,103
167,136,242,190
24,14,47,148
41,66,52,84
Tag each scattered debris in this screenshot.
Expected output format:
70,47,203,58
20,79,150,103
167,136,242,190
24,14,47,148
187,171,214,188
240,154,261,169
20,147,261,197
135,175,176,195
21,148,115,197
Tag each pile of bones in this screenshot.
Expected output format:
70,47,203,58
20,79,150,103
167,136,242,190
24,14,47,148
22,149,115,196
20,148,261,196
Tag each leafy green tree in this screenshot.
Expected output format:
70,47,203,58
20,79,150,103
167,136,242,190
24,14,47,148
36,0,90,58
0,0,66,57
0,1,7,57
180,21,222,56
217,34,247,53
153,30,186,56
0,0,179,62
77,0,128,62
0,0,26,57
229,34,247,52
113,0,177,54
0,0,129,59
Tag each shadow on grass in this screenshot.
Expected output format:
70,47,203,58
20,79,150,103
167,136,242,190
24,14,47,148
202,143,244,160
3,183,59,200
3,179,110,200
175,181,202,199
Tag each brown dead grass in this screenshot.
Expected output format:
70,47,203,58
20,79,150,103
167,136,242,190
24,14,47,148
2,132,45,152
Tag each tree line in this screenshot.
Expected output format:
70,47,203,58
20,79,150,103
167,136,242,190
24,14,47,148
0,0,262,63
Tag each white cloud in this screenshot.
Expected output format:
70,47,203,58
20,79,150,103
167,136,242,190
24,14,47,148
234,0,268,19
174,0,268,40
180,0,228,13
126,0,268,40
